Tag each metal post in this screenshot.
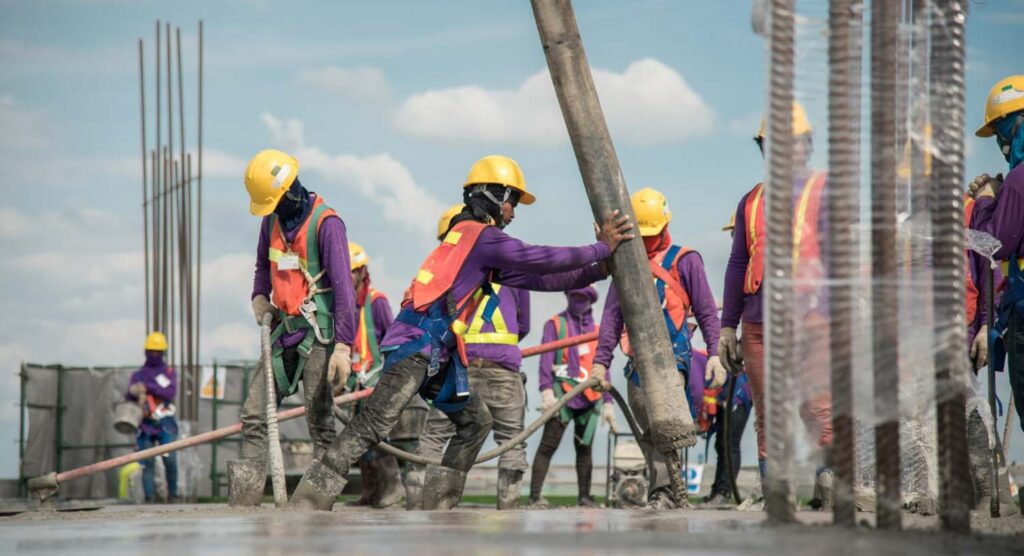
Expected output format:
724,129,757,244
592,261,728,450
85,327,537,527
196,20,204,384
55,366,64,474
18,363,27,498
153,21,162,331
210,361,219,497
872,0,902,530
764,0,797,524
530,0,695,456
827,0,861,527
138,39,150,334
930,0,971,534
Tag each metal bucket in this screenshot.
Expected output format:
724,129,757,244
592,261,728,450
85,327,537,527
113,401,144,435
389,397,428,441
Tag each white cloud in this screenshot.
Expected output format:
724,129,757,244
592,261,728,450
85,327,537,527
204,321,259,360
0,94,50,150
394,58,714,147
299,65,391,104
0,39,131,75
198,148,248,179
261,113,444,239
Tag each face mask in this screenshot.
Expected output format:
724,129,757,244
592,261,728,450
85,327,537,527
568,294,591,316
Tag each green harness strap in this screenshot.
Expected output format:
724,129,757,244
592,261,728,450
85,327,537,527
268,204,336,397
552,315,601,446
360,290,384,386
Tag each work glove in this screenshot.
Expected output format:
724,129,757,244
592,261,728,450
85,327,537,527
128,382,147,400
327,344,352,395
251,294,275,325
540,388,557,413
970,325,989,373
705,356,728,389
601,403,619,433
591,363,611,392
967,173,1004,199
718,327,743,373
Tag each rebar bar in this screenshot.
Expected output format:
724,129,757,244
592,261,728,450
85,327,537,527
138,39,150,335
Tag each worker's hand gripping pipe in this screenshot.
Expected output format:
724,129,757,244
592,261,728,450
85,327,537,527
260,313,287,508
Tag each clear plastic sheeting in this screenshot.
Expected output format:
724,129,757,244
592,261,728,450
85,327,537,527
759,0,974,525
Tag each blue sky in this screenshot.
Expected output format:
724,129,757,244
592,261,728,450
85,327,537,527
1,0,1021,480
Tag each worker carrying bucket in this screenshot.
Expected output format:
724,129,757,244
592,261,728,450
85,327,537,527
288,155,633,511
122,331,179,503
593,187,727,509
228,149,357,507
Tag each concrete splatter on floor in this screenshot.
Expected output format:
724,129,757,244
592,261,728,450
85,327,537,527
0,504,1021,555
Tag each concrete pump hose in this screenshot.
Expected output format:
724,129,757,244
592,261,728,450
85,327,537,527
260,313,287,507
358,378,647,468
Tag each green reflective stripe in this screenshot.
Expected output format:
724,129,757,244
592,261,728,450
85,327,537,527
305,203,335,342
553,315,568,366
553,374,602,446
362,291,383,373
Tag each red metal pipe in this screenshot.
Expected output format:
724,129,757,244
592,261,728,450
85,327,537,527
43,332,597,490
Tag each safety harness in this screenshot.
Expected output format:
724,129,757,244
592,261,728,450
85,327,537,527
990,254,1024,372
552,314,602,446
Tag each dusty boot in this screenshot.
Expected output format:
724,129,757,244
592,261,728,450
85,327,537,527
374,456,405,509
810,467,834,510
289,459,347,511
700,491,734,509
527,496,550,509
421,464,468,510
227,460,266,508
647,488,678,510
578,495,598,508
347,458,375,507
404,463,425,510
496,469,524,510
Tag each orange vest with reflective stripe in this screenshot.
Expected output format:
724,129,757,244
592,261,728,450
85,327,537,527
268,196,338,316
354,289,387,373
404,220,490,312
964,196,979,326
552,315,602,403
620,246,692,357
743,173,827,294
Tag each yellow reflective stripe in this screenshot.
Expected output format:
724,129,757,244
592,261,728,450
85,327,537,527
745,186,763,292
1001,259,1024,275
444,230,462,245
461,332,519,345
416,269,434,285
792,173,818,267
267,247,308,269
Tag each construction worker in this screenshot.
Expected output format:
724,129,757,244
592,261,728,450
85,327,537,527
289,155,632,511
971,76,1024,446
529,286,612,508
593,187,727,509
125,331,178,503
229,149,356,507
719,103,834,510
345,241,406,508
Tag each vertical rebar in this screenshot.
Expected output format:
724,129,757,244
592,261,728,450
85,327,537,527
196,20,204,381
151,149,160,330
872,0,903,530
138,39,150,335
162,147,170,335
929,0,971,534
827,0,861,527
764,0,797,524
153,21,162,331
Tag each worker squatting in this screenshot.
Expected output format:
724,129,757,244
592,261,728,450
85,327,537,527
124,74,1022,511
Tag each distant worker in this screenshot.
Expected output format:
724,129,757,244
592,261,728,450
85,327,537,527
719,103,834,510
125,332,178,503
228,149,356,507
593,187,727,509
345,241,406,508
971,76,1024,448
529,286,612,508
289,155,632,511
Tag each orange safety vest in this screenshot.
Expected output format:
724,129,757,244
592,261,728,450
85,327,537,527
743,173,827,294
404,220,490,312
964,195,979,326
353,288,387,373
552,315,602,403
267,195,338,316
620,246,692,357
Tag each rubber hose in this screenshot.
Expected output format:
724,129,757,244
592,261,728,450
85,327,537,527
261,313,287,507
722,372,742,505
337,378,648,468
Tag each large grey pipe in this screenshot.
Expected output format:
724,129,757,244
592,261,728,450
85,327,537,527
530,0,695,453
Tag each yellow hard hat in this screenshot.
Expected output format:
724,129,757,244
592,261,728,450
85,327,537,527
757,101,812,139
437,204,464,241
722,212,736,232
463,155,535,205
244,149,300,216
631,187,672,237
349,242,369,271
976,75,1024,138
144,331,168,351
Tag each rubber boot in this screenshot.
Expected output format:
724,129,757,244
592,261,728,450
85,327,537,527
810,467,834,510
420,464,467,511
289,459,347,511
227,460,266,508
496,469,523,510
374,456,405,509
404,463,425,510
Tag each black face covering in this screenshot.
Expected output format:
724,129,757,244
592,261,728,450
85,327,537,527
463,184,508,228
275,177,311,232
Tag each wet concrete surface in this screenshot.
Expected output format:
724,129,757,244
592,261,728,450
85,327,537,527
0,504,1021,555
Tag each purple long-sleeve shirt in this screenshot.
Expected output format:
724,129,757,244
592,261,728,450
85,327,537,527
978,164,1024,263
251,193,356,348
538,306,612,409
967,196,1002,347
364,292,394,345
382,225,610,363
594,249,721,370
126,353,177,404
722,173,830,328
463,285,531,372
